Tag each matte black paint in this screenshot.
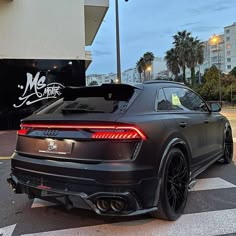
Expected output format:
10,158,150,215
8,81,231,217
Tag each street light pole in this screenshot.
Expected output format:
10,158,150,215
115,0,128,84
115,0,121,84
217,40,222,105
211,34,222,105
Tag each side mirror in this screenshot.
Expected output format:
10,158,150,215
210,103,221,112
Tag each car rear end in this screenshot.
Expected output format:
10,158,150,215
8,84,159,216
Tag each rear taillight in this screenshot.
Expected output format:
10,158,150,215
91,126,146,140
17,129,29,136
18,123,147,140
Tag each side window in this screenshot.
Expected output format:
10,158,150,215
156,89,170,110
163,87,209,112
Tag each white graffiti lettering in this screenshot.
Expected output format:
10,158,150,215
13,72,64,108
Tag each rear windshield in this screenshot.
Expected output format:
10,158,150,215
37,84,141,114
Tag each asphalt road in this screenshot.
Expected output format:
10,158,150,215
0,109,236,236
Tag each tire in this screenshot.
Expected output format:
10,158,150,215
150,148,189,221
222,124,233,164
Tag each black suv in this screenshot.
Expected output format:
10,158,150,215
8,81,233,221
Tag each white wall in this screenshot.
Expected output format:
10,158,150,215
0,0,86,60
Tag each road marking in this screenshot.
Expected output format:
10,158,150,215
189,177,236,192
0,224,16,236
31,198,58,208
0,162,3,165
21,208,236,236
0,157,11,160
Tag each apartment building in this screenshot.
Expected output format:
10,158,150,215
224,22,236,72
202,22,236,73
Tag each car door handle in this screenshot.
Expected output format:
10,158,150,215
179,122,187,128
204,120,209,124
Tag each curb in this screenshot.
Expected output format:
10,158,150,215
0,157,11,160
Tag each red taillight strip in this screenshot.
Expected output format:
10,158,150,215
20,124,147,140
17,129,29,136
92,131,140,140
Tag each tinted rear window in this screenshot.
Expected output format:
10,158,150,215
37,84,141,114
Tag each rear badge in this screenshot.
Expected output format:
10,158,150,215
43,129,59,137
48,140,58,152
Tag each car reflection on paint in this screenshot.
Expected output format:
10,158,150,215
8,81,233,221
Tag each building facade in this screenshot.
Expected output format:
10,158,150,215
202,22,236,74
224,23,236,72
0,0,109,129
86,57,170,86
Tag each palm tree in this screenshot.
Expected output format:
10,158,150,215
143,52,155,66
136,52,155,82
136,57,146,82
185,37,204,87
165,48,180,80
173,30,192,84
143,52,155,80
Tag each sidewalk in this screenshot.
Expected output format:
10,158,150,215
0,130,17,158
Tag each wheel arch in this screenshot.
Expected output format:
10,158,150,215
152,137,192,208
157,137,192,179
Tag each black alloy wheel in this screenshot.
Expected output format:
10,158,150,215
222,125,233,164
150,148,189,220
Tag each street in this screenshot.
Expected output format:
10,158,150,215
0,109,236,236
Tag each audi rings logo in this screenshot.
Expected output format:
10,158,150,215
43,129,59,137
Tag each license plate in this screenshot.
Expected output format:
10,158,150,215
37,139,72,155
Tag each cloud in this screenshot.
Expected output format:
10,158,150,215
187,0,235,15
190,26,221,32
93,50,113,56
180,22,200,27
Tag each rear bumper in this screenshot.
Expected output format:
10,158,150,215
9,153,160,216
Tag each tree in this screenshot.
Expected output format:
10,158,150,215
165,48,180,80
230,67,236,77
89,80,98,86
143,52,155,67
171,30,204,86
185,37,204,87
136,52,155,82
136,57,146,82
198,66,219,101
173,30,191,84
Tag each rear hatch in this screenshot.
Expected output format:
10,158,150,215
16,84,145,163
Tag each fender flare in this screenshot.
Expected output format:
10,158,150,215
153,137,192,206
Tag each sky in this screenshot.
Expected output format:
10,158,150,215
86,0,236,75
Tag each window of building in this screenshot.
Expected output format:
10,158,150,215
226,37,230,41
162,88,208,112
227,58,231,62
227,51,231,56
226,44,231,49
226,29,230,34
211,56,218,62
227,65,232,70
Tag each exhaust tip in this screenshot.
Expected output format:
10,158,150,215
96,199,110,212
110,199,126,212
7,178,16,193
